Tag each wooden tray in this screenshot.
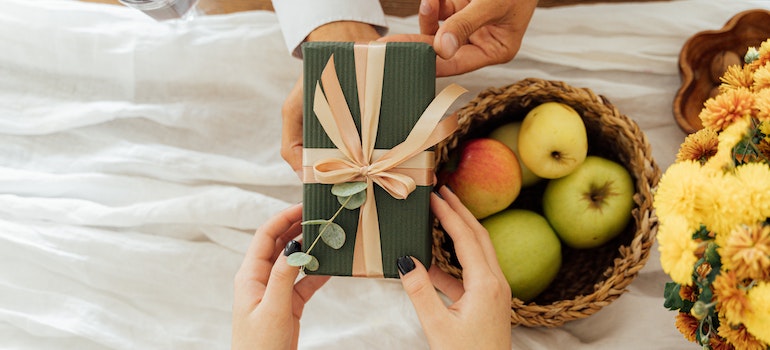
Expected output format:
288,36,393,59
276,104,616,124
674,9,770,134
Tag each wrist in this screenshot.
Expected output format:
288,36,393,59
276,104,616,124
307,21,382,42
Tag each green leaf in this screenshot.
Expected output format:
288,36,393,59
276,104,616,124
287,252,313,267
302,219,329,226
304,255,320,271
319,222,345,249
704,242,721,271
331,182,367,197
663,282,684,311
691,225,710,241
337,190,366,209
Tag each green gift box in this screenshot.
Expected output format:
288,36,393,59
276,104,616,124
301,41,446,278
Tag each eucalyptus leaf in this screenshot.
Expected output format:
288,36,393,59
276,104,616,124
320,222,345,249
337,190,366,209
302,219,329,226
331,182,367,197
304,255,320,271
287,252,313,267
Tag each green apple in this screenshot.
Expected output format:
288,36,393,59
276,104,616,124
441,138,522,219
542,156,635,249
482,209,562,302
488,121,543,187
518,102,588,179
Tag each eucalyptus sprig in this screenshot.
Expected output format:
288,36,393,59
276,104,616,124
287,181,368,271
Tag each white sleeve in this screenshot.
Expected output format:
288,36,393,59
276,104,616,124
271,0,389,58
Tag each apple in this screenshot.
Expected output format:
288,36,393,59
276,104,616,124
488,121,543,187
518,102,588,179
542,156,635,249
441,138,522,219
482,209,562,302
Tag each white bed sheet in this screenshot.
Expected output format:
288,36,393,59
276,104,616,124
1,0,767,349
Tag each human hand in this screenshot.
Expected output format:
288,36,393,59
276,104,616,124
232,204,330,350
397,186,511,349
382,0,537,77
280,21,382,177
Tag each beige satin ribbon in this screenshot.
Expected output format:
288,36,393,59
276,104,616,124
308,41,466,277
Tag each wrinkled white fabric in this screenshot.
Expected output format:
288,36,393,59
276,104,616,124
1,0,767,349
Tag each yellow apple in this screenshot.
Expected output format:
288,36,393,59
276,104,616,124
518,102,588,179
482,209,562,302
542,156,635,249
488,121,543,187
440,138,522,219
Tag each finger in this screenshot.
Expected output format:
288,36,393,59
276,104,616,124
438,186,501,276
272,221,303,262
398,256,449,330
261,252,303,314
435,36,497,77
433,0,501,59
418,0,440,35
239,204,303,286
428,264,464,302
430,192,490,278
281,76,304,178
292,274,331,318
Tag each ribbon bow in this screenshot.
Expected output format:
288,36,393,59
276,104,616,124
306,42,466,277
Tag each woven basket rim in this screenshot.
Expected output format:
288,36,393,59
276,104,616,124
431,77,661,328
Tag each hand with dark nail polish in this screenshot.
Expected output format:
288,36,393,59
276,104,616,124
398,185,512,349
232,204,330,350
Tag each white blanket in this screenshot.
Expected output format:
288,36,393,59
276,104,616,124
1,0,767,348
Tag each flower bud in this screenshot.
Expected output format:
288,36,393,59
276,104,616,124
690,300,713,320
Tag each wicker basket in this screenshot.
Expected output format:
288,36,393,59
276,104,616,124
431,78,661,328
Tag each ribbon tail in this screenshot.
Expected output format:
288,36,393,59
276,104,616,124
351,181,384,277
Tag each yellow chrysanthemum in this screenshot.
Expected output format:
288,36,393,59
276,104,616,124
752,39,770,69
699,88,755,131
753,63,770,91
698,172,747,242
743,282,770,345
654,161,711,226
713,270,750,324
717,321,767,350
735,162,770,221
720,64,754,91
676,128,719,164
755,89,770,121
705,117,752,171
720,223,770,281
657,215,699,285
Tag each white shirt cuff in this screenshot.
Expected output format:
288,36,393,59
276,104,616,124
272,0,389,58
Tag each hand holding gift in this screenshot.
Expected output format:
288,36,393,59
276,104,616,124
231,190,512,349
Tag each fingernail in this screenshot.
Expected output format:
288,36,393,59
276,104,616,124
397,256,416,275
432,187,444,199
419,0,432,15
441,33,459,57
284,240,301,256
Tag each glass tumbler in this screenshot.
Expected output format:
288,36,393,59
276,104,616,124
118,0,201,21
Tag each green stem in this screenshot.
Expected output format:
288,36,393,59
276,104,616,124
305,195,353,255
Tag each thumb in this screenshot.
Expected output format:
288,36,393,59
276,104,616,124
397,256,448,330
433,2,497,59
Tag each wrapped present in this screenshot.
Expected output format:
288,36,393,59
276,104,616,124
300,41,465,278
